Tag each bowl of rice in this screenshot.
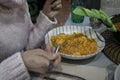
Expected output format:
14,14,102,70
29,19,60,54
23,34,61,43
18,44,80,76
45,25,105,60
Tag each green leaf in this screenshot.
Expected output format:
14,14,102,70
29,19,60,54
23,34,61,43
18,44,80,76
108,25,117,31
73,7,87,16
91,9,102,19
73,7,116,32
99,10,109,18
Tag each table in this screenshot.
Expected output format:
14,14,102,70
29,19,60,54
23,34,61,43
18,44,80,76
33,14,117,80
62,13,117,80
64,13,114,67
64,14,114,68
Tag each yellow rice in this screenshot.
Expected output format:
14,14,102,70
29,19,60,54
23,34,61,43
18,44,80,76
50,32,98,56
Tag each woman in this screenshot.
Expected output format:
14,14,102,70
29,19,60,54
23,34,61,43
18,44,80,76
0,0,62,80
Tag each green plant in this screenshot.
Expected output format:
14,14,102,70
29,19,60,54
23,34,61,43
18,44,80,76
73,7,116,32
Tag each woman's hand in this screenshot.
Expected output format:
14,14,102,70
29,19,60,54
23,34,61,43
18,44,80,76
22,49,61,74
42,0,62,20
45,44,61,68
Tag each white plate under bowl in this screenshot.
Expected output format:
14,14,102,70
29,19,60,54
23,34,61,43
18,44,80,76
45,25,105,60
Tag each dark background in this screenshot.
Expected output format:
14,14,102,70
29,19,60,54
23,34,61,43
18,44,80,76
37,0,47,10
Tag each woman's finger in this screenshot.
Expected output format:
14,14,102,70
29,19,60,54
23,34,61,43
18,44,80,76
51,0,61,8
45,44,54,53
34,49,53,60
45,44,51,52
52,4,62,11
53,53,61,67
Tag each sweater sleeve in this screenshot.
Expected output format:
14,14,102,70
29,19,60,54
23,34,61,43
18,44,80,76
26,11,57,50
0,0,9,3
0,52,30,80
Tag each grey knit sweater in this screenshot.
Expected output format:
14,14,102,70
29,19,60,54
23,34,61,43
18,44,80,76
0,0,57,80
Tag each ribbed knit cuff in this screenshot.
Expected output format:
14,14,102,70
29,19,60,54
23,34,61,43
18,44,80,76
40,11,57,24
35,11,58,31
0,52,30,80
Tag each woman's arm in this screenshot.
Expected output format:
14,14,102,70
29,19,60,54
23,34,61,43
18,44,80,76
0,52,30,80
26,0,62,50
26,11,57,50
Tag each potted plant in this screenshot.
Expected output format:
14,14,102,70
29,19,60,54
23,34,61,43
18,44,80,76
73,7,117,32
